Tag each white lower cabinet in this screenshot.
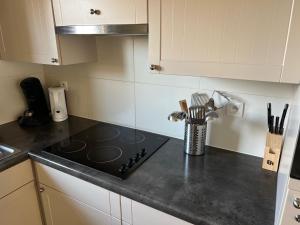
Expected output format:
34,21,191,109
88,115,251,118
0,181,42,225
132,201,192,225
122,222,131,225
35,162,111,215
0,160,42,225
35,162,191,225
111,217,122,225
35,162,121,225
39,184,112,225
121,196,133,224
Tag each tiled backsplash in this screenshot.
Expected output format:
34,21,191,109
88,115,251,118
44,36,296,157
0,61,43,125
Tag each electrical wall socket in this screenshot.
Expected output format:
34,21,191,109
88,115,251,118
59,81,68,91
226,101,245,118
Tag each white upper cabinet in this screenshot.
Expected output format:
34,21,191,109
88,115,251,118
149,0,293,82
53,0,148,26
0,0,97,65
281,0,300,84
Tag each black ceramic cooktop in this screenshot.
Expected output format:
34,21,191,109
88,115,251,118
42,123,169,179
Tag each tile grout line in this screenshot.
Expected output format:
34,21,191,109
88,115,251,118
133,38,137,129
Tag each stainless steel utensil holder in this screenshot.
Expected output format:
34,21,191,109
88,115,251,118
184,121,207,156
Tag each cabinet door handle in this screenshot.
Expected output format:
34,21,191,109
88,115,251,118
51,58,58,63
39,187,45,193
90,9,101,15
150,64,161,71
294,198,300,209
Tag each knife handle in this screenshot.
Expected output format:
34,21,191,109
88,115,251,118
279,104,289,135
267,103,272,132
179,100,189,113
270,116,274,133
275,116,280,134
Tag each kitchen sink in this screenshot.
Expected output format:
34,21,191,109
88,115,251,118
0,145,21,161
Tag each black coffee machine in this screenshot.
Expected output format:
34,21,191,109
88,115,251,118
18,77,51,127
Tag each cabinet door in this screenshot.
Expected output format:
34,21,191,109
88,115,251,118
0,0,59,64
53,0,147,26
35,162,111,214
111,217,122,225
149,0,293,82
281,0,300,84
39,184,112,225
0,181,42,225
132,201,192,225
121,196,133,224
0,160,34,199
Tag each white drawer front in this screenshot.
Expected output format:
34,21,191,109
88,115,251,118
55,0,147,26
35,162,110,214
132,201,192,225
0,181,42,225
0,160,34,198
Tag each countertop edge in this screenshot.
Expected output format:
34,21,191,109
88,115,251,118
0,152,29,172
29,153,210,225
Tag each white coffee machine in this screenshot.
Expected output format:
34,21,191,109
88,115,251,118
48,87,68,122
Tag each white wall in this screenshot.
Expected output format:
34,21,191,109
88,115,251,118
0,61,44,125
44,36,296,157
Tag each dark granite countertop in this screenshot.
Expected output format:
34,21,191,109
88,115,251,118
0,116,277,225
0,116,97,171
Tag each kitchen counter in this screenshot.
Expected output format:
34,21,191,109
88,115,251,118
0,116,277,225
0,116,97,171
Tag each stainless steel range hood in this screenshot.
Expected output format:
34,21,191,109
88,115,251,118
55,24,148,36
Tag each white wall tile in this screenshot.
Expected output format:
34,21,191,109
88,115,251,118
87,79,135,127
200,77,295,98
0,60,43,77
46,74,91,119
206,93,291,156
0,61,44,125
135,83,198,138
46,74,135,128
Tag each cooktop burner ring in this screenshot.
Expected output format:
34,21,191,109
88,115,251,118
120,133,146,144
86,146,123,164
58,140,87,153
92,127,121,142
